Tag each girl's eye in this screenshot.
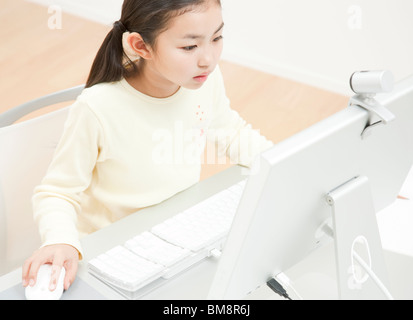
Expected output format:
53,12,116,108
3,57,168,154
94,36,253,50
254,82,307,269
182,45,197,51
213,35,223,42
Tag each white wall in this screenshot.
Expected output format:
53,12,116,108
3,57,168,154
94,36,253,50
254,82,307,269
28,0,413,96
221,0,413,95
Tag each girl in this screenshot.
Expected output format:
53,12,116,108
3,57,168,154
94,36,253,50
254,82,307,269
22,0,273,293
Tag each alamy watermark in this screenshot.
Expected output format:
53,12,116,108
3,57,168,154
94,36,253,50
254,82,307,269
348,5,363,30
48,5,63,30
151,122,262,175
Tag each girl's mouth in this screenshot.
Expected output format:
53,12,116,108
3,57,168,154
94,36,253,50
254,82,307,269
193,73,209,83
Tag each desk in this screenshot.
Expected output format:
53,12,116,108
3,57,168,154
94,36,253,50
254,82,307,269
0,166,251,300
1,165,413,300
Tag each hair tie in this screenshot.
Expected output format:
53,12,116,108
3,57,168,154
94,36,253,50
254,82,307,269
114,20,127,33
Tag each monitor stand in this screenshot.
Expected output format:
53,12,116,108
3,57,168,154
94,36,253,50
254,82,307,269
325,175,391,299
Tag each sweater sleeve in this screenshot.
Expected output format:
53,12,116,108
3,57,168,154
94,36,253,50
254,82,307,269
32,99,105,258
208,67,274,168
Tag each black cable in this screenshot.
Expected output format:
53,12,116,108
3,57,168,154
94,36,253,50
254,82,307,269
266,278,292,300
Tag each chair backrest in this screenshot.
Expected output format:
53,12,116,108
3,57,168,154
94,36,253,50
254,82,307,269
0,85,84,128
0,85,84,275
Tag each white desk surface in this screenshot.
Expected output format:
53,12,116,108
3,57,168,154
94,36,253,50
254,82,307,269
1,165,413,300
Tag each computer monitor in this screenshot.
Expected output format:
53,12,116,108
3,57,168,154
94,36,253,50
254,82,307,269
208,72,413,300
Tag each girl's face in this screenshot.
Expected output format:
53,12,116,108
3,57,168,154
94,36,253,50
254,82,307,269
144,1,224,95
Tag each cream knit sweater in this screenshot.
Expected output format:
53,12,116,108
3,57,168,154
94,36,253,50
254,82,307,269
32,67,273,257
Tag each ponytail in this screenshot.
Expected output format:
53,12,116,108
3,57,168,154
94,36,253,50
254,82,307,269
85,21,136,88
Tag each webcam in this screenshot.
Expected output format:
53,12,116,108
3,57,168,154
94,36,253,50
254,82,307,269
348,70,395,138
350,70,394,95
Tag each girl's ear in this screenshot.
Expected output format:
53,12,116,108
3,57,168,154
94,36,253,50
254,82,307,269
126,32,153,60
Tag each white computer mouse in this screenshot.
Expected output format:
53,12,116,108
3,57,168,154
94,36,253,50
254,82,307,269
25,264,65,300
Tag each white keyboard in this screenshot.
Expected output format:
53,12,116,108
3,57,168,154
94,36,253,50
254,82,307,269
87,179,246,299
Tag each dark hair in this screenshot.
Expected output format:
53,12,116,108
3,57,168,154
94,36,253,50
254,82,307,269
85,0,221,88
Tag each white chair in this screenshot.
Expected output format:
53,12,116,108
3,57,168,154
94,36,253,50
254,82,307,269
0,85,84,276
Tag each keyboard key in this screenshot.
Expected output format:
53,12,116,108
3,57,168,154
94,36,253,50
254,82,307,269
124,231,191,267
88,246,165,292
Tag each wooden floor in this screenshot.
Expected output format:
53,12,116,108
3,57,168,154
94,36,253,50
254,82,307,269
0,0,349,180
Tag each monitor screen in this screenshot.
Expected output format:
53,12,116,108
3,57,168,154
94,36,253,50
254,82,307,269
208,73,413,300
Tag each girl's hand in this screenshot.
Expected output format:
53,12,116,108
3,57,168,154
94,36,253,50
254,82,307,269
22,244,79,291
